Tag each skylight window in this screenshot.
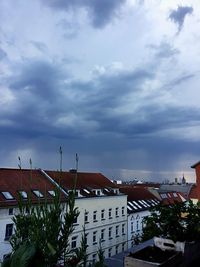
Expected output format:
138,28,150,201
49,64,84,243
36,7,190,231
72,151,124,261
161,193,167,199
104,188,109,192
132,201,142,209
19,191,28,199
2,192,14,200
32,190,43,198
141,200,150,207
138,200,146,207
83,189,90,194
128,201,138,210
48,190,55,196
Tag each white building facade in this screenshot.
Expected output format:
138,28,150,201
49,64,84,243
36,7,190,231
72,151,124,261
0,168,128,265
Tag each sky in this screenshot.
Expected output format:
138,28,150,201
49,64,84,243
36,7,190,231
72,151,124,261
0,0,200,182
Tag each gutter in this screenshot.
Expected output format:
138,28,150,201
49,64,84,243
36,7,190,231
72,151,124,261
39,169,68,197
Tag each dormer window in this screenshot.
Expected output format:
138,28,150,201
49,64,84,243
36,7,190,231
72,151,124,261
19,191,28,199
32,190,43,198
2,192,14,200
48,190,55,197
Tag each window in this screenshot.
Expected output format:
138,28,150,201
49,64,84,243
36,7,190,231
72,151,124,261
93,211,97,222
2,192,14,200
101,229,105,241
19,191,28,199
84,211,89,223
93,231,97,244
109,227,112,239
5,224,13,240
32,190,43,198
97,190,101,195
115,245,119,255
73,216,78,224
122,206,125,216
136,220,139,231
71,236,77,249
131,221,134,232
101,209,105,220
122,242,125,252
92,254,97,264
108,248,112,258
109,208,112,218
9,208,13,215
85,233,89,245
115,207,119,217
116,225,119,237
122,224,125,235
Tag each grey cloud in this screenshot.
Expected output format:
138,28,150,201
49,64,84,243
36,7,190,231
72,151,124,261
148,42,179,59
40,0,126,28
0,47,7,60
30,41,48,53
169,6,193,32
56,19,79,39
9,60,67,100
166,73,195,88
1,59,200,180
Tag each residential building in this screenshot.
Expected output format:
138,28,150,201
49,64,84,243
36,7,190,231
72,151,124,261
0,168,61,261
118,186,160,249
190,161,200,202
44,170,128,262
0,168,128,264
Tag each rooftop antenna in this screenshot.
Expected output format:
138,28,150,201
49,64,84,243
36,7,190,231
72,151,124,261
76,153,79,172
59,146,63,173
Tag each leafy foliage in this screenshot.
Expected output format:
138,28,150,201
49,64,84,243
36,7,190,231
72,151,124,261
5,188,80,267
142,200,200,242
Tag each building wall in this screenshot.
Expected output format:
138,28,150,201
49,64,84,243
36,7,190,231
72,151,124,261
0,207,16,262
127,210,150,249
0,194,127,264
71,194,128,263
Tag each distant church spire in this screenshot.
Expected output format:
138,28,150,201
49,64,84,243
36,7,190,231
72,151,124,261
182,173,186,184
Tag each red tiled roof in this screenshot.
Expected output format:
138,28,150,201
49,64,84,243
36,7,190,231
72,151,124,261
0,168,62,207
45,170,116,190
118,186,158,201
159,192,185,205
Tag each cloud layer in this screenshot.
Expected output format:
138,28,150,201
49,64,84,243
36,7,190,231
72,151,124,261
0,0,200,182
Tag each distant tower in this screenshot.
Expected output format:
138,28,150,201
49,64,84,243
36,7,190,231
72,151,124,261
175,177,178,184
182,174,186,184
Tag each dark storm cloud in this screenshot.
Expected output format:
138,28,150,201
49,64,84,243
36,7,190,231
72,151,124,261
4,59,200,143
169,6,193,32
1,58,200,177
9,60,67,100
40,0,126,28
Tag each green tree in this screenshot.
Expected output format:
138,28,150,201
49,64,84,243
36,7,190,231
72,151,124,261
142,200,200,242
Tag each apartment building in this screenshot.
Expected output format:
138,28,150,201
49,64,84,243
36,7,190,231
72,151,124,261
44,170,128,263
119,186,160,249
0,168,127,264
